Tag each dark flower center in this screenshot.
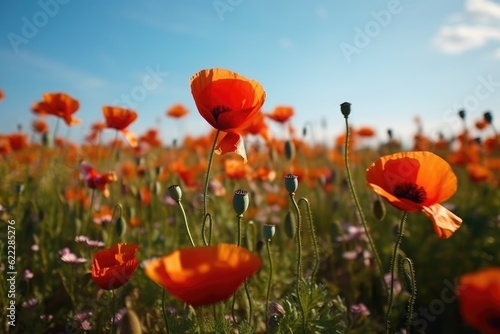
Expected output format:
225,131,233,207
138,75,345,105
393,182,427,204
211,105,231,122
487,313,500,329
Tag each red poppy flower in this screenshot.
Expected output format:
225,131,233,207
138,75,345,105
102,106,138,147
91,243,140,290
80,161,117,198
31,93,80,126
458,267,500,334
356,126,376,138
32,119,49,134
190,68,266,162
366,151,462,239
266,106,294,124
166,104,189,118
145,243,262,307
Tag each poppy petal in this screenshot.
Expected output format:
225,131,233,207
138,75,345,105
214,132,247,162
422,204,463,239
122,129,138,148
145,243,262,307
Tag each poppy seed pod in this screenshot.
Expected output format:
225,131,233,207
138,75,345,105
284,140,295,161
168,185,182,202
284,174,298,194
262,224,276,240
340,102,351,118
233,189,249,216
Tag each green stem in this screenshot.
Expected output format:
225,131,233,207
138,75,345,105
236,215,243,246
265,239,273,331
401,257,417,333
343,116,387,295
111,289,116,334
298,197,319,284
162,288,171,334
243,279,253,325
385,211,408,334
177,200,195,247
289,193,306,333
202,130,220,226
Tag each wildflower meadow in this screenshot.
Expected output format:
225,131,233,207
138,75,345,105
0,68,499,334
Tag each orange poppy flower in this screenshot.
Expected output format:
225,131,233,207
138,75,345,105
80,161,117,198
32,119,49,134
266,106,294,124
458,267,500,334
139,128,162,148
7,133,29,151
91,243,140,290
356,126,376,138
166,104,189,118
190,68,266,162
31,92,80,126
241,110,272,143
466,163,496,184
366,151,462,239
102,106,138,147
145,243,262,307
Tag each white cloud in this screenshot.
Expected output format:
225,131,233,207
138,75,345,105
434,0,500,56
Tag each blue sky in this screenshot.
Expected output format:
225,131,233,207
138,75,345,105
1,0,499,147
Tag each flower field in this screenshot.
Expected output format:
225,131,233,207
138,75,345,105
0,68,499,334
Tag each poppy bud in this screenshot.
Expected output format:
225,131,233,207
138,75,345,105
284,211,296,239
387,129,393,141
372,196,386,221
458,109,466,120
284,174,298,194
484,111,493,124
153,181,161,196
168,185,182,202
41,132,53,147
155,166,163,177
15,183,24,194
116,216,127,238
340,102,351,118
284,140,295,161
262,224,276,240
269,147,277,163
233,189,249,216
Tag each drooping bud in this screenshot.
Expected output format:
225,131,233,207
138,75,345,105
115,216,127,238
284,174,298,194
168,185,182,202
233,189,249,216
372,196,386,222
484,111,493,124
458,109,466,120
340,102,351,118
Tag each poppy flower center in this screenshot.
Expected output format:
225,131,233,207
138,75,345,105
487,313,500,329
211,105,231,122
392,182,427,204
